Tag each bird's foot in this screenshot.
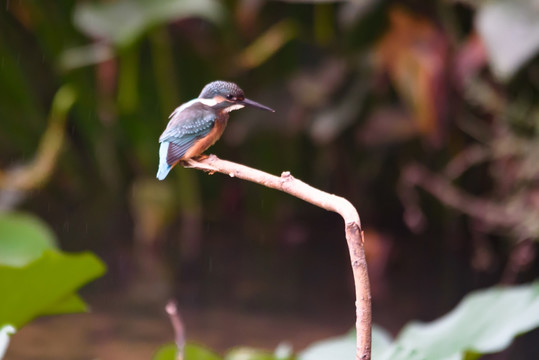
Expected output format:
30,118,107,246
193,154,209,161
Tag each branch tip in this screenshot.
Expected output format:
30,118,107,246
166,300,177,315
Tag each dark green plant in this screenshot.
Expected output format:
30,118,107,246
300,282,539,360
151,282,539,360
0,212,105,359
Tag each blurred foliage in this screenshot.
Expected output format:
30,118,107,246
152,342,294,360
0,211,105,357
1,0,539,357
0,85,76,210
0,212,57,266
475,0,539,80
299,326,389,360
73,0,224,49
153,343,222,360
2,0,536,239
299,281,539,360
150,282,539,359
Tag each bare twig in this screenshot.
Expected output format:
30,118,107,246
165,301,185,360
400,163,539,239
444,145,489,180
184,155,371,360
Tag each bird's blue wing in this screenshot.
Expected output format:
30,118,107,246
159,102,217,164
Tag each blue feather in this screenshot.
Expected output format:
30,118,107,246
156,142,172,180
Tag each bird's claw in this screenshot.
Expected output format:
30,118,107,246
194,154,209,161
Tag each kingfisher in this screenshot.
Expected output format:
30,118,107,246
156,81,275,180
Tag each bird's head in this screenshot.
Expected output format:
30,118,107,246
199,81,275,113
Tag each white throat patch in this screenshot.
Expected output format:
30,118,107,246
225,104,245,113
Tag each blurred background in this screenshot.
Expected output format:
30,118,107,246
1,0,539,359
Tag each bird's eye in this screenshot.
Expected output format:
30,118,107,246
226,94,235,101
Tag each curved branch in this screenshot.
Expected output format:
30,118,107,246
184,155,371,360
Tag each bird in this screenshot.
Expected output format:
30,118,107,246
156,80,274,180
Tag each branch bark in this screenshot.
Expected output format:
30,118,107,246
183,155,371,360
166,301,185,360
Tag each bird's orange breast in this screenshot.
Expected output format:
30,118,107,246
182,115,229,159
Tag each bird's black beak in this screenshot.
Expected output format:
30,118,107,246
240,98,275,112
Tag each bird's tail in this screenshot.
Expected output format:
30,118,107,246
156,142,172,180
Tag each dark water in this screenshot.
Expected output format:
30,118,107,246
6,292,352,360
